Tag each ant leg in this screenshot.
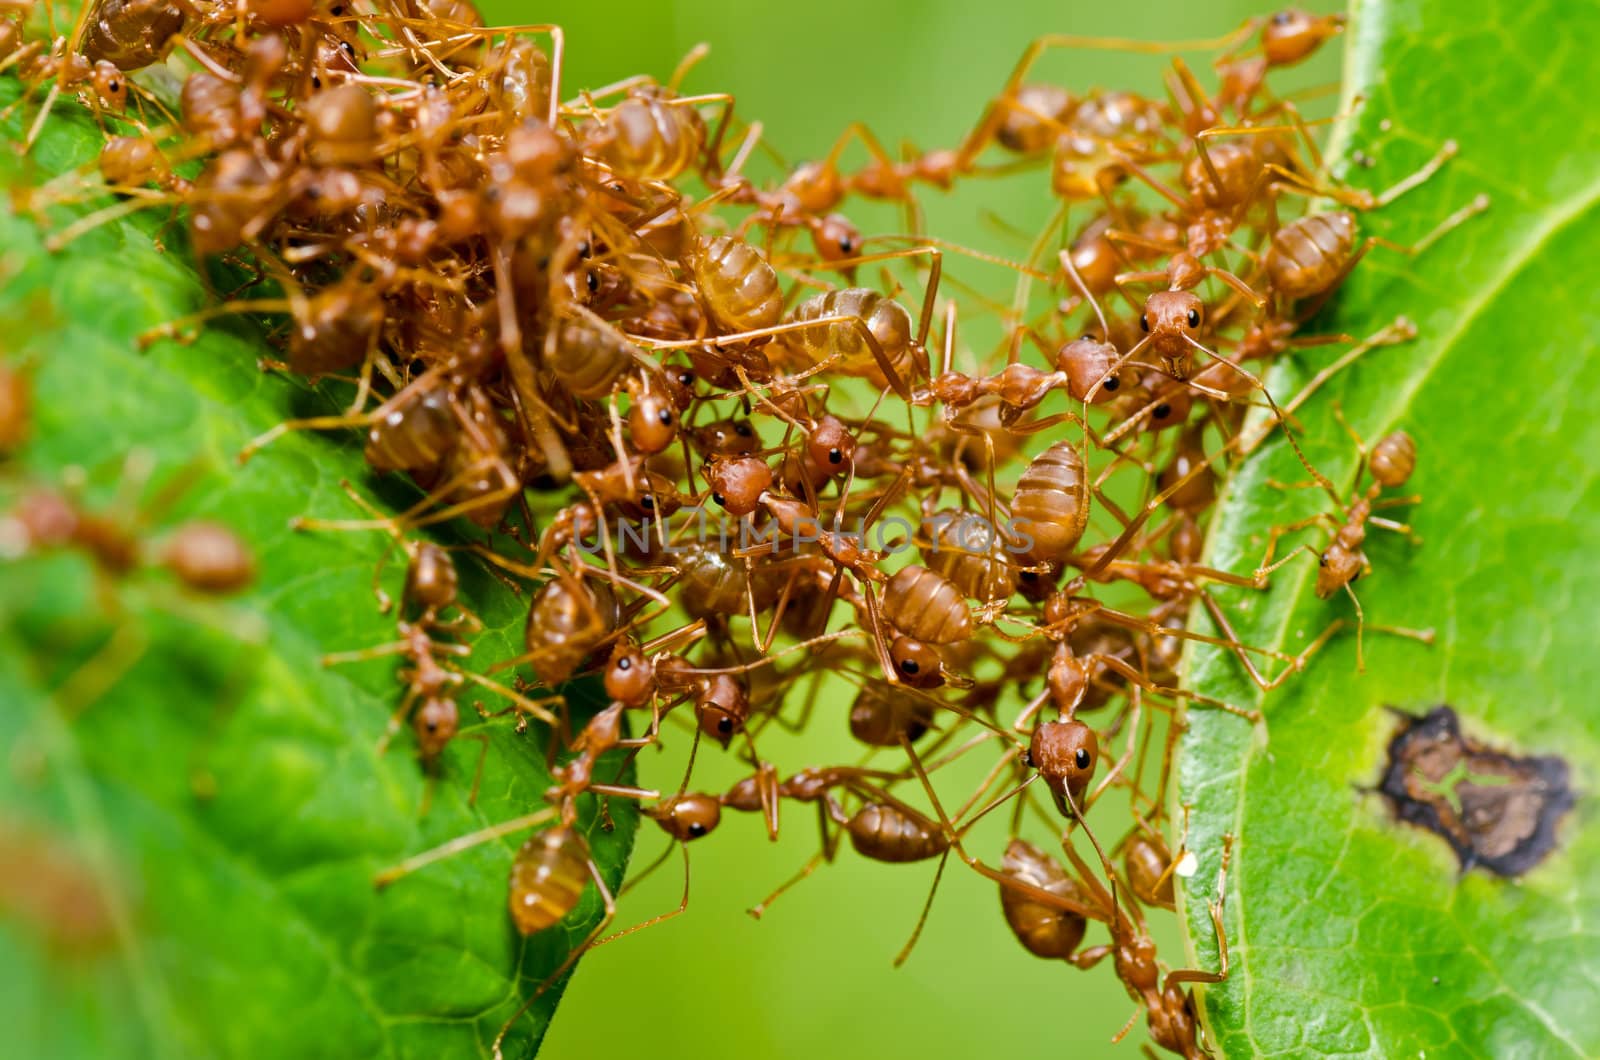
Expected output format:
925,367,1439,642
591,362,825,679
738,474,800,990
1241,318,1418,454
1254,519,1334,581
749,799,844,918
375,688,422,755
1343,581,1368,673
1164,835,1234,989
459,672,562,726
956,22,1257,165
892,849,951,968
899,737,1106,921
321,639,413,666
597,842,692,945
490,856,616,1060
1093,652,1260,723
1068,944,1114,971
458,731,492,806
371,807,560,888
633,314,914,399
51,621,149,721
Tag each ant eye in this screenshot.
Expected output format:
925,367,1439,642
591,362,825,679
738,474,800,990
717,716,734,734
1272,10,1293,24
617,657,632,670
1154,402,1172,419
1019,571,1037,582
586,271,599,293
1103,376,1119,392
734,423,753,437
689,823,707,837
1318,553,1329,567
1075,748,1091,769
640,496,655,510
678,371,694,386
1022,750,1035,769
1187,308,1201,328
108,80,119,91
658,408,673,425
1139,314,1149,332
899,658,920,675
828,448,843,464
711,492,726,507
839,237,854,252
1082,333,1097,342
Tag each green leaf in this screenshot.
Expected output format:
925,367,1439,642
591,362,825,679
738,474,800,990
0,80,635,1059
1179,0,1600,1055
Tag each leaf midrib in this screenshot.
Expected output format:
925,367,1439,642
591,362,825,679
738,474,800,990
1206,156,1600,1059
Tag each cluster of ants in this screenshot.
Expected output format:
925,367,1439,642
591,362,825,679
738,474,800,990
1,2,1489,1056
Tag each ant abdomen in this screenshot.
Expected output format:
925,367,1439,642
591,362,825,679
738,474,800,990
1266,211,1357,300
81,0,186,72
846,803,948,863
692,235,783,337
593,94,705,182
999,838,1090,960
1370,430,1417,487
365,389,459,473
883,564,972,645
508,827,591,935
1011,441,1090,564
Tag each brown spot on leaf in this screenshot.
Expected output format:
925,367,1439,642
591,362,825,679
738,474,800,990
1377,705,1574,876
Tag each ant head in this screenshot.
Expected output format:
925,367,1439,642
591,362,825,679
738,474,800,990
1139,381,1194,432
412,696,459,760
1261,9,1346,68
808,213,861,265
1139,290,1205,361
1369,430,1417,488
663,361,699,411
1055,335,1127,405
890,635,945,689
1029,719,1099,815
89,60,128,113
705,456,772,516
806,414,857,475
695,674,749,747
693,418,760,458
627,387,678,455
1315,544,1364,598
604,641,655,706
652,793,722,842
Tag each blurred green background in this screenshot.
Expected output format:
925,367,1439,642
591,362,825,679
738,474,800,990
457,3,1341,1059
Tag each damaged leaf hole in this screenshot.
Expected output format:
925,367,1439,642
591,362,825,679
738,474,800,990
1376,705,1574,876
